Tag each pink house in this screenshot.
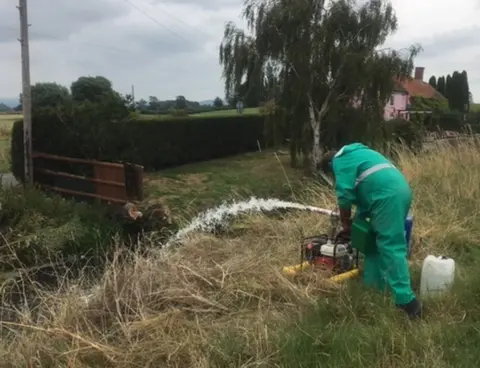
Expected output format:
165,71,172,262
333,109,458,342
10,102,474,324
384,67,447,120
384,87,409,120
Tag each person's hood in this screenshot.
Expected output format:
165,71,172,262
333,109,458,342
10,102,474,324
334,143,369,158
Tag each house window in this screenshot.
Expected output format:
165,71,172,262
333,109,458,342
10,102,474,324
390,95,394,105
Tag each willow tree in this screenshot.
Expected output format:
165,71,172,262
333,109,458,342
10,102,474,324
220,0,420,170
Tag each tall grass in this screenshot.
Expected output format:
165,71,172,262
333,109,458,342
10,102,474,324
1,141,480,367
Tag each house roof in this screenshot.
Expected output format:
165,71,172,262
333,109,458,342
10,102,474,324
396,77,447,101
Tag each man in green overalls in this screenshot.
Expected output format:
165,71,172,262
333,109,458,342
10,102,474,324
318,142,421,319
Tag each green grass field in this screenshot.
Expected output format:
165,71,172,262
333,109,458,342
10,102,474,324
137,107,261,120
190,107,260,117
470,103,480,112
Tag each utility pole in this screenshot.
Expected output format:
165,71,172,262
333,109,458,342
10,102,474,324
18,0,33,185
131,85,135,104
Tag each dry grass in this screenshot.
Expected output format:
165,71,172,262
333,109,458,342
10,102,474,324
0,114,19,134
1,141,480,367
0,114,17,173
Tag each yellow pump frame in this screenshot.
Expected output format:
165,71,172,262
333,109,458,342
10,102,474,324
282,262,360,283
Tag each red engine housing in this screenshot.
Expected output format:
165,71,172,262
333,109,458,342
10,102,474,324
312,255,336,269
303,235,357,274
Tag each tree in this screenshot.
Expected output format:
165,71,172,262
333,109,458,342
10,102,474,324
428,76,437,89
70,76,129,120
433,71,470,112
460,70,470,112
71,76,115,103
450,71,464,112
213,97,224,108
175,95,187,110
445,74,452,106
148,96,161,112
437,76,446,96
220,0,419,169
20,82,71,113
136,98,148,112
124,94,135,111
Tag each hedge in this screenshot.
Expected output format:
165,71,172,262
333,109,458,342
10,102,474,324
11,114,266,182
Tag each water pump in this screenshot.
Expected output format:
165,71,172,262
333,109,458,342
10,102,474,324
284,213,359,276
300,234,358,274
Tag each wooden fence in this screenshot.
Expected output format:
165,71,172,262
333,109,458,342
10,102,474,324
32,152,143,204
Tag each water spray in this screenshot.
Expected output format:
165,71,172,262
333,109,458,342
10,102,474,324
164,197,339,247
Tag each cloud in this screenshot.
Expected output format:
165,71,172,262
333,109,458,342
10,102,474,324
1,0,480,104
150,0,241,11
0,0,131,43
414,27,480,59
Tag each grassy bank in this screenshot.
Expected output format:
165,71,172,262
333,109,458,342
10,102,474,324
1,141,480,367
0,186,119,274
144,150,304,218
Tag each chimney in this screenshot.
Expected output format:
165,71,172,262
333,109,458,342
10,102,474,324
414,67,425,82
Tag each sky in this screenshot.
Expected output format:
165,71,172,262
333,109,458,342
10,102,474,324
1,0,480,104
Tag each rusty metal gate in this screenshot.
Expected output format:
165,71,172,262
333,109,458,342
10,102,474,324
32,152,143,204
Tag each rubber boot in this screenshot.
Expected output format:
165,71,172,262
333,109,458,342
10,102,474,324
396,298,422,320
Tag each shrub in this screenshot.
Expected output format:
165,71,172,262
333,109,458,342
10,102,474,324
11,114,266,181
10,118,24,182
386,118,424,152
409,95,449,113
427,112,464,132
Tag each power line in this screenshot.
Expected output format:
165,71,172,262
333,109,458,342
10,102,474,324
121,0,201,47
134,0,211,38
0,24,210,76
2,0,216,61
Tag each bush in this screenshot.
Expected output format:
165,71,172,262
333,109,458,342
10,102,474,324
466,112,480,126
10,119,24,182
427,112,464,132
11,114,266,181
386,118,424,152
468,124,480,134
409,95,449,113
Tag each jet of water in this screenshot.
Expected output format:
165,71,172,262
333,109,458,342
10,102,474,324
164,197,338,247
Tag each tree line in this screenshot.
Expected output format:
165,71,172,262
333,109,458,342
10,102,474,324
16,76,133,121
135,96,225,115
428,71,471,113
14,78,228,116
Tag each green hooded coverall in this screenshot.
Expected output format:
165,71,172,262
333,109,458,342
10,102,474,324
332,143,415,306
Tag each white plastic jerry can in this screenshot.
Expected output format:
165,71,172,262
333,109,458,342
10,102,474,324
420,255,456,298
